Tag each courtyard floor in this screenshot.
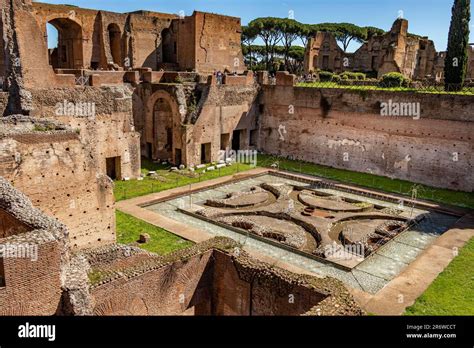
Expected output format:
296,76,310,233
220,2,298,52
116,168,474,315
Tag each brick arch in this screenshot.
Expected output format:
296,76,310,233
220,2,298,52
46,17,84,69
106,23,123,66
94,295,148,316
146,90,186,164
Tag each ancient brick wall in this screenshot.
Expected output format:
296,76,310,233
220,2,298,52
134,83,259,167
259,86,474,192
128,14,173,70
186,84,259,166
0,132,116,249
90,251,214,315
85,244,357,316
304,18,438,80
0,177,67,315
0,234,63,315
87,249,318,316
304,32,344,74
175,17,195,71
32,3,103,69
211,251,327,315
180,12,246,74
29,86,141,180
0,9,5,81
0,208,31,238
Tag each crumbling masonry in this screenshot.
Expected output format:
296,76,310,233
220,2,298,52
0,1,472,315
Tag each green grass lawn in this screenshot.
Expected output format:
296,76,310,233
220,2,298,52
405,237,474,315
114,158,254,201
296,82,474,95
114,155,473,314
116,210,193,255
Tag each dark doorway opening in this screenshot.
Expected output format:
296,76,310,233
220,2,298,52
322,55,329,70
232,130,241,151
146,143,153,159
175,148,182,166
153,98,174,160
201,143,211,164
106,157,121,180
371,56,378,70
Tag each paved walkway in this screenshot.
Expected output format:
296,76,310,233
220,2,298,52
117,168,474,315
117,168,269,243
349,213,474,314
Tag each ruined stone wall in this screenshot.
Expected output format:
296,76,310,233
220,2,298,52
133,83,186,163
182,12,246,74
98,12,128,68
259,86,474,192
0,234,63,315
29,86,141,180
211,251,326,315
468,46,474,80
8,0,60,90
304,32,344,74
90,250,214,315
186,84,259,166
84,241,360,316
0,92,7,114
134,83,259,167
128,14,173,70
176,16,195,71
0,208,30,238
0,177,67,315
305,19,438,80
32,3,102,69
0,132,116,249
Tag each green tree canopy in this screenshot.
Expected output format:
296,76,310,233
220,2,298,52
444,0,471,90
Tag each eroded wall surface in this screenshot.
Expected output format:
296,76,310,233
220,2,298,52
81,240,360,316
259,86,474,192
29,86,141,179
190,12,246,74
0,131,116,249
134,82,259,167
0,177,67,315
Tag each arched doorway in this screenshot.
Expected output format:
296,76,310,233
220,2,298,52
153,97,174,161
47,18,83,69
107,23,122,66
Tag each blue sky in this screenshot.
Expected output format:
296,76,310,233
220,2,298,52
40,0,473,52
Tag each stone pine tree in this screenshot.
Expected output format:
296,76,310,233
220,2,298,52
444,0,471,91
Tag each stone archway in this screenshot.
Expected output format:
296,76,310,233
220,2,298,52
107,23,122,66
47,17,84,69
145,91,185,165
94,296,148,316
153,97,174,161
